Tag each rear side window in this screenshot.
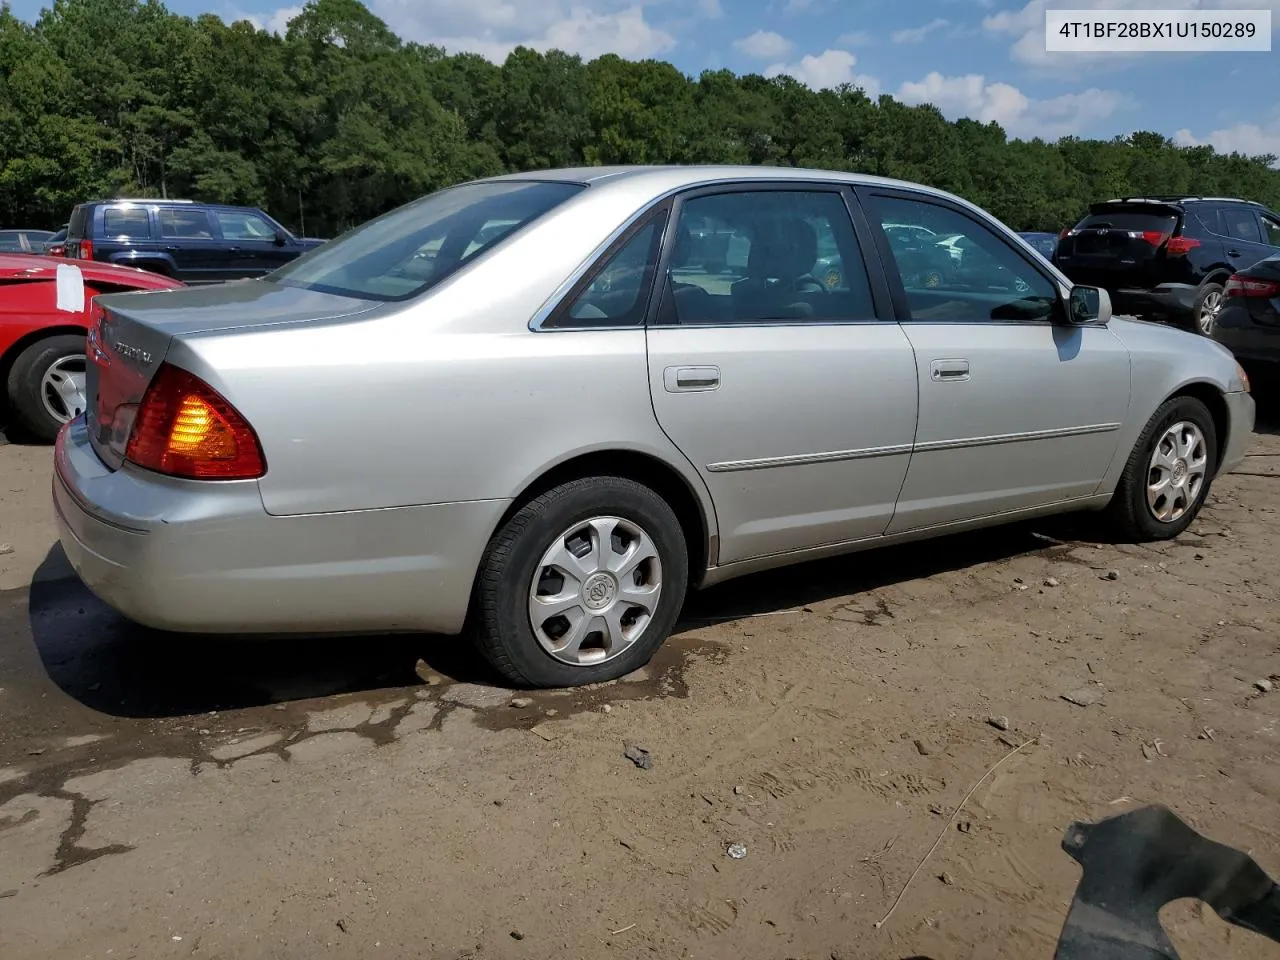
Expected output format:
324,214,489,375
272,181,584,301
158,208,214,239
103,206,152,239
659,189,875,325
1222,206,1263,243
0,230,26,252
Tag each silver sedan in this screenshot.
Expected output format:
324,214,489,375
54,166,1255,688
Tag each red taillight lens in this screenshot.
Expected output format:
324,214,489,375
79,239,94,261
1164,235,1201,256
1224,274,1280,298
125,364,265,480
1140,230,1168,246
1058,227,1071,239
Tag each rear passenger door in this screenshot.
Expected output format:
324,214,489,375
645,184,919,565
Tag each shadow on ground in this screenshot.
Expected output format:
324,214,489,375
24,518,1061,721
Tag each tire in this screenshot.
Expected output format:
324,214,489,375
470,476,689,688
4,334,89,443
1179,281,1224,336
1105,395,1217,541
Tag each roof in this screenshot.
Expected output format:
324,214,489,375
491,164,959,198
1103,196,1260,205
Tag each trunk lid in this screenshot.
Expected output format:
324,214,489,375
1056,202,1182,288
86,280,376,469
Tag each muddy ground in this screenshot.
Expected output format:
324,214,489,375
1,409,1278,960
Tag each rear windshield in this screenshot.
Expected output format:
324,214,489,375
1076,208,1177,233
271,180,585,301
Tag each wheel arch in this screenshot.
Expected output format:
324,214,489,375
1,323,88,393
495,447,718,588
1167,380,1230,473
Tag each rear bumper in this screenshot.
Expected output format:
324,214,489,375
1111,284,1198,319
53,418,506,635
1220,390,1255,476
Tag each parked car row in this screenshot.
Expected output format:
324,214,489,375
46,165,1253,690
1051,195,1280,374
1,198,324,439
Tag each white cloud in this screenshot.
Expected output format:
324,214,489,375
985,0,1280,70
734,29,793,59
1175,123,1280,165
892,18,950,43
764,49,881,95
370,1,676,62
896,71,1124,139
239,4,302,35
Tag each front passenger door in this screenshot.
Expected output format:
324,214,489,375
860,189,1132,533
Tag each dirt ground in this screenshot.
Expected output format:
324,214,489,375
1,407,1278,960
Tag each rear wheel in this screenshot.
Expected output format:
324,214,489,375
470,476,689,688
4,334,88,442
1183,281,1224,336
1105,395,1217,541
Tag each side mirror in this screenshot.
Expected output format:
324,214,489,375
273,231,288,247
1066,284,1112,326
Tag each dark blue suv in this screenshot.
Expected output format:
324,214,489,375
64,199,324,284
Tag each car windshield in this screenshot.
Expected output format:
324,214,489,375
270,180,585,301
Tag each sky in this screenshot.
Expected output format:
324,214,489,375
11,0,1280,158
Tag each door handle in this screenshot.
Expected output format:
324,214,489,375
1227,249,1243,257
164,245,179,251
929,359,970,382
664,365,721,392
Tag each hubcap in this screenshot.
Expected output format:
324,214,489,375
1146,421,1208,523
40,354,88,424
1198,290,1222,334
528,516,663,667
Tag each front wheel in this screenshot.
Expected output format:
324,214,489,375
470,476,689,688
1104,395,1217,541
4,334,89,442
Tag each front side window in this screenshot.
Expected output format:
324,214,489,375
103,206,152,239
0,230,25,252
869,195,1057,322
272,180,584,301
661,189,875,325
215,210,278,241
1261,213,1280,247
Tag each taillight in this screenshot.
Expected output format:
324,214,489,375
125,364,265,480
1058,226,1072,239
1140,230,1169,246
1224,274,1280,298
1164,236,1201,256
78,239,94,261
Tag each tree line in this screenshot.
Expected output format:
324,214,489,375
2,0,1279,239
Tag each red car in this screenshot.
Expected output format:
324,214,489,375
1,254,183,441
